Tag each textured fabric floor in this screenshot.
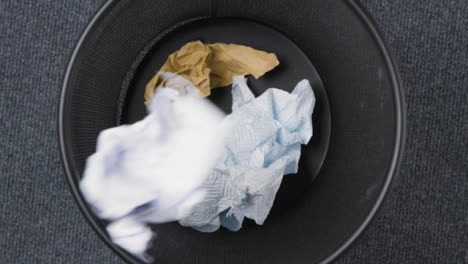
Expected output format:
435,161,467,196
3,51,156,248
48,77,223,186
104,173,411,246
0,0,466,263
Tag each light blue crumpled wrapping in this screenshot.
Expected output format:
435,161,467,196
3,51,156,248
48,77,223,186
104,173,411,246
179,76,316,232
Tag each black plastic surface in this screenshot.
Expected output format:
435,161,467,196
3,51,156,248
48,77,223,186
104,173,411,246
59,0,405,263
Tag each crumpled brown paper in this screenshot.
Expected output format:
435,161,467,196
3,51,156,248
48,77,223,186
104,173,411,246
145,40,279,102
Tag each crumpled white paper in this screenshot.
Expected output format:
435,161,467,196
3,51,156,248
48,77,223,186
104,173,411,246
80,88,226,260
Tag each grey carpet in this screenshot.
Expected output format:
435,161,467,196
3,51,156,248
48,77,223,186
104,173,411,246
0,0,466,263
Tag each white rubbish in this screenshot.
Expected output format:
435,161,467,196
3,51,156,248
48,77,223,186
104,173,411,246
80,88,226,260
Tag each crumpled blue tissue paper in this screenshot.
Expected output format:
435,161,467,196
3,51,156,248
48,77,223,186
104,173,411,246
179,76,315,232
